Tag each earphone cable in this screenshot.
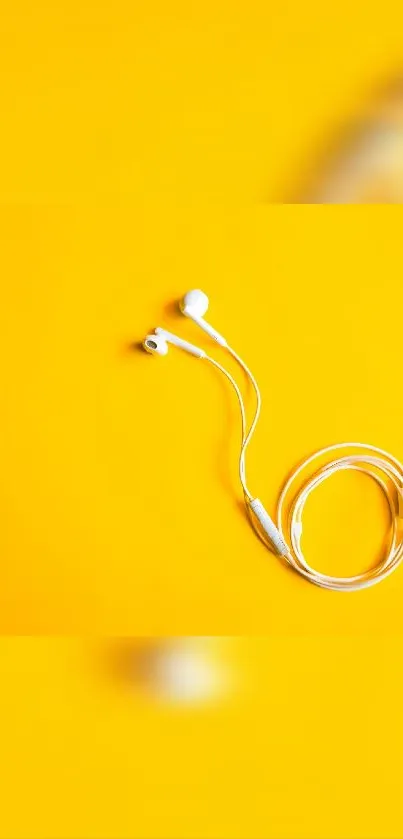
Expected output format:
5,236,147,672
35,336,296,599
143,289,403,591
207,350,403,591
205,355,253,499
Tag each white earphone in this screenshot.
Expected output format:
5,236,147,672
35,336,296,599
143,290,403,591
180,289,227,347
144,327,206,358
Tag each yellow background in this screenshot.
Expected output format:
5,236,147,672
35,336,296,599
1,207,403,632
1,0,403,633
0,637,403,839
1,0,403,203
2,2,403,838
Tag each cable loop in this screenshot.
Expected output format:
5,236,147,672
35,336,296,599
207,350,403,591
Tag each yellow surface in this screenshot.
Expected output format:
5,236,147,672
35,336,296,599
1,207,403,632
2,4,403,838
0,0,403,203
0,637,403,839
2,0,403,633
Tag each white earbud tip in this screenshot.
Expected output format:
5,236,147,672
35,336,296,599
180,289,209,317
143,334,168,356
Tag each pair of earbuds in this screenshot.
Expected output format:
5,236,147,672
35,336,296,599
142,290,403,592
143,289,226,358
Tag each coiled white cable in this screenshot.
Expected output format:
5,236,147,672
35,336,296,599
206,349,403,591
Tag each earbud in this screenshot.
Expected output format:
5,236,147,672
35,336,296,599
180,289,227,347
143,332,169,356
143,327,206,359
180,289,209,318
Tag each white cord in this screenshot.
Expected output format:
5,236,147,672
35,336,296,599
206,350,403,591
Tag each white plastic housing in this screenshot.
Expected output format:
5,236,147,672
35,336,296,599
249,498,289,558
143,334,168,355
180,289,227,347
187,313,228,347
155,327,206,359
180,290,209,317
